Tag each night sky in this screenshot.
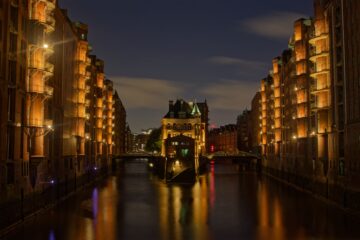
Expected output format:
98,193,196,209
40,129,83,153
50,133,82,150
59,0,313,133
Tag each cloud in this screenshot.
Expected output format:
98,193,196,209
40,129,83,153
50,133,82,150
240,11,306,39
200,80,259,111
208,56,267,70
111,76,184,109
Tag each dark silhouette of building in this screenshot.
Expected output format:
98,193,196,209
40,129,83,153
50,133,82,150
237,110,251,152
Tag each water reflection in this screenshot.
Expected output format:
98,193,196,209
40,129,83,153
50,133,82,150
257,181,286,239
4,162,360,240
48,230,55,240
158,178,210,240
78,177,118,240
92,188,98,220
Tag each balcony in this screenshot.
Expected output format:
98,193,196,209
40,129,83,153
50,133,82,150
28,84,44,94
28,118,43,128
76,96,86,105
45,62,54,73
309,49,329,62
310,84,330,94
310,102,330,111
75,112,86,119
38,19,55,33
86,57,92,66
44,119,53,128
310,67,330,78
47,0,56,10
309,32,328,44
43,45,54,56
86,71,91,79
45,85,54,96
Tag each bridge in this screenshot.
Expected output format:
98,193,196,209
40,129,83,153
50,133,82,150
114,152,161,160
112,151,262,173
204,151,262,172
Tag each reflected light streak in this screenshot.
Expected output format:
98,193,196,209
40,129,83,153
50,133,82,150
85,219,94,240
273,197,285,240
158,184,169,240
48,229,55,240
258,182,269,227
173,186,182,240
92,188,99,220
210,161,216,208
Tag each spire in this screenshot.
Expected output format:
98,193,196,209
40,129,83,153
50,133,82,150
191,102,201,117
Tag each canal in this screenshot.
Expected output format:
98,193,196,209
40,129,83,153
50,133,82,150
3,160,360,240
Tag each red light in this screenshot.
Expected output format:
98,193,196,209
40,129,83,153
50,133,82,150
210,144,215,153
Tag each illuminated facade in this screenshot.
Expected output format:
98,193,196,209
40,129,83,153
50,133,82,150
161,99,208,158
0,0,33,200
0,1,127,218
91,58,105,167
72,22,90,172
208,124,238,154
253,0,360,209
0,0,57,197
103,79,114,166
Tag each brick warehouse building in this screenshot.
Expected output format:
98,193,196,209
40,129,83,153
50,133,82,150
0,0,127,228
247,0,360,210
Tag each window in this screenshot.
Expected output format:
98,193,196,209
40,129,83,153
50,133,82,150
21,16,26,34
21,41,26,62
339,132,344,158
10,6,18,31
8,88,16,122
8,60,17,85
7,163,15,184
21,161,29,177
7,126,15,160
181,149,189,157
20,100,25,159
0,20,3,40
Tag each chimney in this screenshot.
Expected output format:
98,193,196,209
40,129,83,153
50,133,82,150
169,100,174,112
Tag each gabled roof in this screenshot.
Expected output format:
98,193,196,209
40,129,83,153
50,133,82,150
163,99,194,119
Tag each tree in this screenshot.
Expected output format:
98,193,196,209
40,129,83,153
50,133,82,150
145,127,162,153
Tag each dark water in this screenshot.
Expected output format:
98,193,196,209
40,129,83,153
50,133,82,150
3,160,360,240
